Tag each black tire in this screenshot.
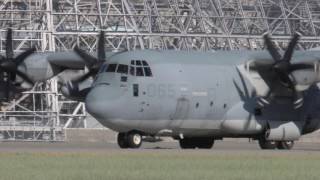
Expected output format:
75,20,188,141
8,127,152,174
277,141,294,150
197,138,214,149
127,132,142,149
258,138,278,150
117,133,129,149
179,139,196,149
179,138,214,149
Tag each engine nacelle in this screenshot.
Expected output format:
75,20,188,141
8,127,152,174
265,121,303,141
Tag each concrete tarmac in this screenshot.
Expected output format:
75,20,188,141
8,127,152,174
0,140,319,153
0,129,318,153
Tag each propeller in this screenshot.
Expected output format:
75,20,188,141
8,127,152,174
0,28,35,100
61,31,107,100
73,31,106,83
252,32,313,108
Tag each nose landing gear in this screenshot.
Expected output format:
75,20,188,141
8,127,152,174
117,132,142,149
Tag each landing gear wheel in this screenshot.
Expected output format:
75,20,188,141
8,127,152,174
117,132,142,149
277,141,294,150
179,138,214,149
197,138,215,149
127,132,142,149
179,139,196,149
258,137,278,150
117,133,129,149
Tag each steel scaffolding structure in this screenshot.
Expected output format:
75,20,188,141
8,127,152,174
0,0,320,140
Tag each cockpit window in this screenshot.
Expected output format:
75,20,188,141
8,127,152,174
106,64,117,72
142,61,148,66
136,67,144,76
130,60,153,77
144,67,152,76
117,64,128,74
130,66,135,76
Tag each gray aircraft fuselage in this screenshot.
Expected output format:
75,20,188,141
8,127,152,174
85,49,320,139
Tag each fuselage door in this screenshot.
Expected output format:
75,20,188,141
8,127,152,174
170,97,190,129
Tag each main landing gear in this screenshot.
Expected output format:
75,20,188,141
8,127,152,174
258,137,294,150
179,137,215,149
117,132,142,149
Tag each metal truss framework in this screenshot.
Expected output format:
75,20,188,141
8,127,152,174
1,0,320,140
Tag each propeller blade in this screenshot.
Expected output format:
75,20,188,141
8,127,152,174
263,32,282,62
6,28,14,59
74,46,97,67
98,31,106,61
293,91,304,109
0,55,5,62
15,70,34,85
258,76,279,107
9,72,16,81
283,32,301,62
289,63,314,72
249,60,273,72
258,90,272,107
14,47,36,65
67,80,78,92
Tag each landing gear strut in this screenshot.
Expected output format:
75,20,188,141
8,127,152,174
179,137,214,149
117,132,142,149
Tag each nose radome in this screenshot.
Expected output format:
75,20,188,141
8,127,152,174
85,85,123,121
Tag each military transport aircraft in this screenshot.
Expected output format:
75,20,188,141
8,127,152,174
4,28,320,150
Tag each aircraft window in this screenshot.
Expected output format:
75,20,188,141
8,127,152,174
121,76,127,82
133,84,139,97
136,67,144,76
130,66,135,76
117,64,128,74
106,64,117,72
144,67,152,77
129,60,152,77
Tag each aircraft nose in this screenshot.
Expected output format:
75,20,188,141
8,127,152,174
85,84,123,120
